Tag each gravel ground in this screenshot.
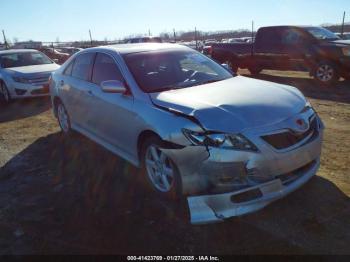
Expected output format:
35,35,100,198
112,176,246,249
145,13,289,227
0,71,349,255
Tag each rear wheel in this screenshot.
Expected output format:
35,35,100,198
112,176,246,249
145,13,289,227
248,66,262,75
0,81,11,104
56,100,72,135
314,61,339,86
140,136,182,200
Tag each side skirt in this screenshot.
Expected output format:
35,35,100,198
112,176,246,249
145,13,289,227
71,123,140,167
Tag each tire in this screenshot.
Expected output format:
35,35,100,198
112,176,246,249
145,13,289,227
140,136,182,200
248,66,262,75
0,81,11,104
314,61,339,86
56,100,72,135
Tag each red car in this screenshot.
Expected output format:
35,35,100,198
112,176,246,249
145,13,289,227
39,47,70,64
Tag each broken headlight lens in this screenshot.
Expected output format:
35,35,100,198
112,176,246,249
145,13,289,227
182,129,258,152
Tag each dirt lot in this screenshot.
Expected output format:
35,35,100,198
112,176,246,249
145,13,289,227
0,71,349,255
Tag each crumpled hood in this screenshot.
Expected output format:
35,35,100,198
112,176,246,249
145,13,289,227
5,63,60,75
150,76,307,133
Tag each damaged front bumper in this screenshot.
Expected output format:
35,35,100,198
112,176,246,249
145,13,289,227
161,113,323,224
187,158,319,224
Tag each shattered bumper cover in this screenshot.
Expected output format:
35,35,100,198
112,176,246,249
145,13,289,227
188,158,320,224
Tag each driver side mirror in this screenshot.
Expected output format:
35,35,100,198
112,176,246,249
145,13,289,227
101,80,127,94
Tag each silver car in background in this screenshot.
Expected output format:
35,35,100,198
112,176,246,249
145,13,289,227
50,43,324,224
0,49,60,103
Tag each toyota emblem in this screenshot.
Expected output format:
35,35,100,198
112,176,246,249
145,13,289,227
295,118,309,132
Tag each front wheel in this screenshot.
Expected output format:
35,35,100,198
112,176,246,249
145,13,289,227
141,136,182,200
314,61,339,86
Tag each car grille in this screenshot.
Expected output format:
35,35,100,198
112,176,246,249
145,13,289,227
261,116,318,150
28,76,50,84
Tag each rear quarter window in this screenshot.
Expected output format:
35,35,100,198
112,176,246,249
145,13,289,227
63,60,74,76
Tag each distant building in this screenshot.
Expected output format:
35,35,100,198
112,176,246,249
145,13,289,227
12,41,42,49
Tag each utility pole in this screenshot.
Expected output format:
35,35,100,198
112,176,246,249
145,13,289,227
148,29,151,36
341,11,346,37
2,30,9,49
89,29,93,47
173,28,176,42
251,21,255,55
195,27,198,50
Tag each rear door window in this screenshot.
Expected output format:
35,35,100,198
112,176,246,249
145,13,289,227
71,53,95,81
256,28,284,52
281,29,305,45
92,53,124,85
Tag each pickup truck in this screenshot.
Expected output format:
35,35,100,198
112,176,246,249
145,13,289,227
211,26,350,85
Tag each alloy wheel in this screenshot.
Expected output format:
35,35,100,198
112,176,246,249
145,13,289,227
57,103,69,133
1,84,10,102
316,64,334,82
145,145,175,193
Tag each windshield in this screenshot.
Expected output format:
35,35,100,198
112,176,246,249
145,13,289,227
0,51,53,68
124,50,234,93
306,27,340,41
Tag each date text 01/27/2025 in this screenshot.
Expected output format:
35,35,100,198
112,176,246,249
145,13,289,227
126,256,220,261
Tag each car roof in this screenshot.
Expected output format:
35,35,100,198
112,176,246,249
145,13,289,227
129,37,161,40
259,25,323,30
88,43,190,55
0,49,39,54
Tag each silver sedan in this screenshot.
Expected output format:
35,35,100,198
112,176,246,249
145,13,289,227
50,43,324,224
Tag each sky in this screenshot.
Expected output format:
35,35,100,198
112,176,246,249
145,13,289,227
0,0,348,42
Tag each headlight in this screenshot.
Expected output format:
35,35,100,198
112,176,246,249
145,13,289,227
12,77,30,83
182,129,258,152
342,47,350,56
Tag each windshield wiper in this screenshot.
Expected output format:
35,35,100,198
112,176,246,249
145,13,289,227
149,85,183,93
148,78,228,93
188,78,226,87
200,79,223,85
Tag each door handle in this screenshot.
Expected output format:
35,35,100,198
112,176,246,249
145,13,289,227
87,90,94,96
